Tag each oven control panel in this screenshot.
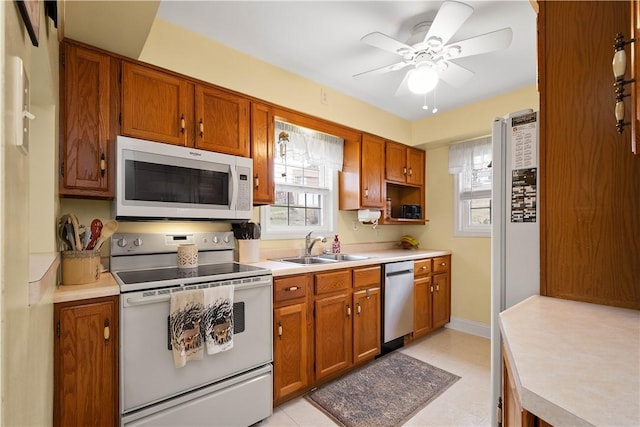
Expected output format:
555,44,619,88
111,232,235,256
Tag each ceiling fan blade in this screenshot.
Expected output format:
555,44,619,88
445,28,513,59
353,61,411,79
424,1,474,46
361,32,416,56
394,72,412,97
438,61,474,88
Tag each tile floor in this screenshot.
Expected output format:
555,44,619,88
259,328,492,427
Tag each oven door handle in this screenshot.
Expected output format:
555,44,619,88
124,281,272,307
125,294,171,306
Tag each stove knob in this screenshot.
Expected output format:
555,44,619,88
223,235,230,243
213,235,219,244
133,238,143,247
117,238,128,247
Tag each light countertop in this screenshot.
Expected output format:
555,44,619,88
250,247,451,277
500,295,640,426
53,246,450,302
54,272,120,303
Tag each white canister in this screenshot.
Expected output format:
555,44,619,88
177,244,198,268
238,240,260,263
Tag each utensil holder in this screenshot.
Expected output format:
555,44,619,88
177,244,198,269
238,240,260,263
61,250,101,285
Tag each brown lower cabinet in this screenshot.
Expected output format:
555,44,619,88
413,256,451,339
502,345,553,427
273,265,381,405
54,296,119,427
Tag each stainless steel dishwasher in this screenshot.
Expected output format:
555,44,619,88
382,260,414,353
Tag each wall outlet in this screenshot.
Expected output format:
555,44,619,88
321,88,329,105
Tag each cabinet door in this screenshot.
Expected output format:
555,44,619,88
121,62,194,147
361,134,385,208
315,293,352,380
195,85,250,157
54,297,118,427
274,303,310,403
432,273,450,329
406,147,425,186
353,287,380,364
413,275,433,338
251,102,275,204
60,43,115,198
385,141,407,183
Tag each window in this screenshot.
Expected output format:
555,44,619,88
260,121,343,240
449,136,492,237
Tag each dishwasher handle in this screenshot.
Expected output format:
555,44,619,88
385,269,414,278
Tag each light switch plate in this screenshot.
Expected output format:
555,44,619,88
11,56,34,154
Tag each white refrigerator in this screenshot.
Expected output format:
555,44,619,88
490,109,540,426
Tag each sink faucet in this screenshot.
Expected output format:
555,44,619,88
305,231,326,256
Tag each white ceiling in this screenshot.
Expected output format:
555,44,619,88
156,0,537,121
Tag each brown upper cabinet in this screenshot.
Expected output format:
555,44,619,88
251,102,275,205
59,42,118,198
385,141,425,186
121,61,250,157
339,133,385,210
121,62,195,147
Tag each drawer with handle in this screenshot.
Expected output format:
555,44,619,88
274,274,309,303
414,259,432,277
432,256,450,274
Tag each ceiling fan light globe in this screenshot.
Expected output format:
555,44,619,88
407,67,439,94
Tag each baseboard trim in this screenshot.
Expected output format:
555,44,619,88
445,316,491,339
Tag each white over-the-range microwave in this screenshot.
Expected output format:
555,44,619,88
113,135,253,221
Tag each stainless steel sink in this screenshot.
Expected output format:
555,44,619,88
318,253,371,261
272,254,370,264
273,256,338,265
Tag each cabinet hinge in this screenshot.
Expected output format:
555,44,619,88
119,112,122,126
56,321,60,338
60,161,64,177
61,51,65,67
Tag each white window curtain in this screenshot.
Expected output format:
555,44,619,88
275,121,344,172
448,136,492,200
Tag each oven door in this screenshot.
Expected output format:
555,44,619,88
120,276,272,414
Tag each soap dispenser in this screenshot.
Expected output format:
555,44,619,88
332,235,341,254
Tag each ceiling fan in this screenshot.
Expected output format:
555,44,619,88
354,1,513,96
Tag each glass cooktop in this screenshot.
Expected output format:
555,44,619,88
115,262,267,285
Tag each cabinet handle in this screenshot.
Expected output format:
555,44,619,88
254,175,259,189
104,318,110,343
436,284,440,292
408,167,413,176
199,119,204,137
285,286,299,292
430,285,434,293
100,153,106,177
403,166,407,175
346,304,351,318
364,188,369,199
180,114,185,133
440,262,446,266
277,321,283,339
612,33,636,133
421,265,427,270
356,302,361,316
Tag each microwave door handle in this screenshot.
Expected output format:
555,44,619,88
229,165,238,211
